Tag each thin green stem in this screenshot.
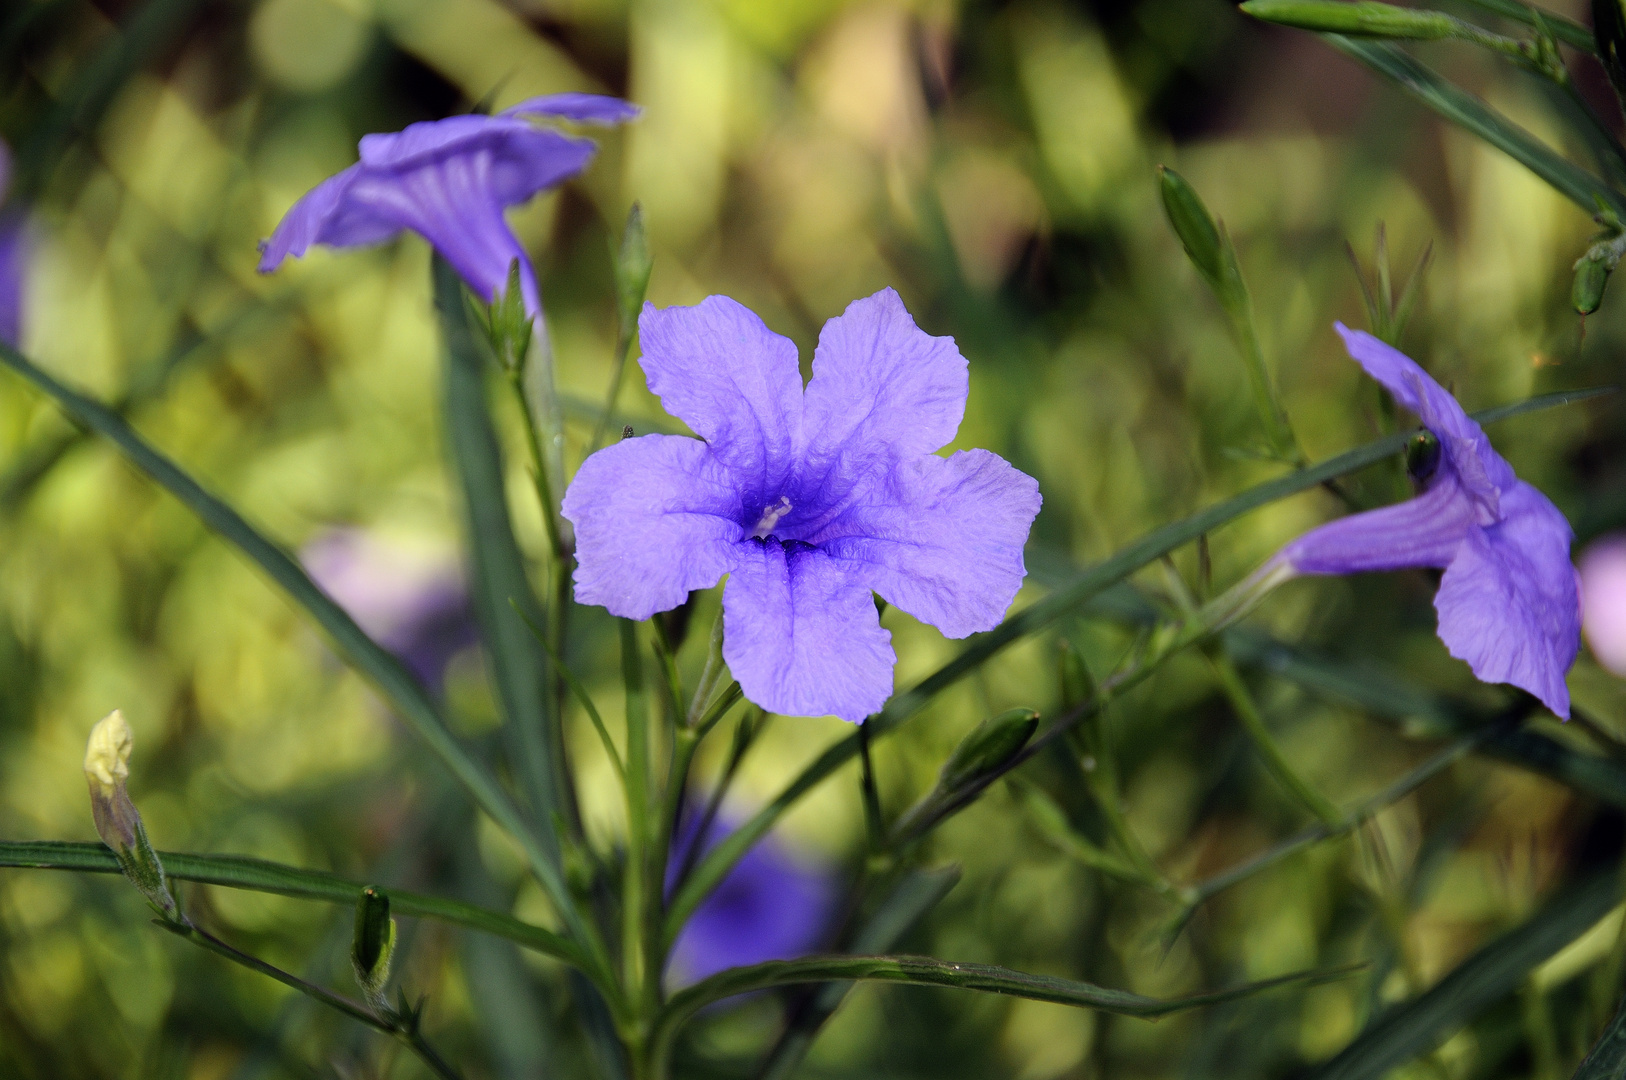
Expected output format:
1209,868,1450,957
508,369,567,563
619,620,658,1044
1207,648,1343,826
858,722,887,858
161,919,465,1080
590,317,639,455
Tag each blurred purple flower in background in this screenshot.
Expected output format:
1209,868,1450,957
257,94,638,314
563,289,1042,722
665,805,836,988
1580,535,1626,678
0,139,29,348
303,529,475,691
1275,324,1579,716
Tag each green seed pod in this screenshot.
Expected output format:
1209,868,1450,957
352,886,397,1006
1240,0,1457,38
939,708,1040,792
1574,252,1611,315
615,202,653,336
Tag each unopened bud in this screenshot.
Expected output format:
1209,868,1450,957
1405,430,1441,485
1574,252,1611,315
939,708,1040,792
1240,0,1457,37
1158,166,1225,288
615,203,653,336
352,886,397,1007
83,711,177,920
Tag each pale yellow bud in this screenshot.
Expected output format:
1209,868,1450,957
84,710,132,795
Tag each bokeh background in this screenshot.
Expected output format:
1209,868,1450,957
3,0,1626,1076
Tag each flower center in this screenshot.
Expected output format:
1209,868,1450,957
750,497,793,539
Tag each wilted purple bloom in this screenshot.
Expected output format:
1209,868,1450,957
562,289,1043,722
666,806,836,988
1275,324,1579,716
303,529,476,691
0,139,28,348
257,94,638,314
1580,535,1626,678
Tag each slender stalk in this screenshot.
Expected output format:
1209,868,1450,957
161,919,465,1080
1207,648,1343,826
858,722,887,857
590,318,639,455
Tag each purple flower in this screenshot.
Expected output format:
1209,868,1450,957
303,529,476,691
257,94,638,314
1579,534,1626,678
0,139,28,348
1275,324,1579,716
561,289,1043,722
665,806,836,988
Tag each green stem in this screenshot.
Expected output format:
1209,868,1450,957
161,918,465,1080
1207,649,1343,826
508,369,567,563
590,314,638,455
619,620,657,1033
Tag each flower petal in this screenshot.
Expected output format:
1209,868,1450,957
637,296,805,497
1280,475,1477,575
1334,323,1513,513
1434,481,1579,717
503,93,642,125
562,435,744,620
810,450,1040,639
801,288,968,474
722,542,894,722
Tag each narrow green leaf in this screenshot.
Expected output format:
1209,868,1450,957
1243,0,1458,38
0,338,612,988
758,867,962,1080
1306,872,1622,1080
664,386,1608,943
0,839,590,970
435,258,563,844
1574,992,1626,1080
1326,36,1626,217
660,955,1360,1055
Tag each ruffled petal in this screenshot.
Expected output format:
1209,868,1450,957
562,435,744,621
810,450,1040,638
1280,475,1478,575
637,296,805,498
503,93,642,125
800,289,968,478
722,542,894,722
1434,481,1579,717
1334,324,1513,512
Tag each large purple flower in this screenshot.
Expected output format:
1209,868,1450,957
561,289,1042,722
257,94,638,313
665,806,836,988
1275,324,1579,716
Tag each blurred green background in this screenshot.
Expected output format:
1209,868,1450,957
3,0,1626,1076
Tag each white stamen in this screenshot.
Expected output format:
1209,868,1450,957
751,496,793,539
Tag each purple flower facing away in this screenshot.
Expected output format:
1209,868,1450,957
1275,323,1579,716
665,806,836,989
0,138,28,348
257,94,639,314
1579,534,1626,679
561,289,1043,722
303,529,476,692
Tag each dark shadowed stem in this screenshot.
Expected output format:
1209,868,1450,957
160,918,464,1080
670,709,765,898
620,620,656,1027
1206,648,1342,826
590,309,639,455
858,722,887,857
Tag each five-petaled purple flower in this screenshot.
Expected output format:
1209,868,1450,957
665,805,835,989
257,93,638,314
1273,324,1579,716
0,139,29,348
562,289,1043,722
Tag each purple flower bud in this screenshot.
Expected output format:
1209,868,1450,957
302,529,476,691
257,96,638,316
1277,324,1580,716
665,806,836,988
561,289,1043,722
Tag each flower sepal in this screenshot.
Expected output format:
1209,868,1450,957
468,258,535,374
